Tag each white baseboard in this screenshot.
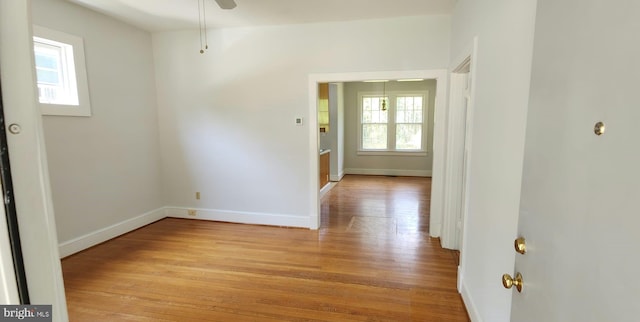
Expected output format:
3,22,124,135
429,222,442,238
330,170,345,182
458,266,463,292
460,274,482,322
344,168,432,177
165,207,309,228
320,182,338,199
58,207,165,258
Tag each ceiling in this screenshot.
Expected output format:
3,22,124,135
67,0,457,32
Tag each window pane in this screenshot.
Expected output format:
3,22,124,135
397,96,424,124
36,69,60,85
414,97,423,122
362,124,387,149
372,109,380,123
34,44,62,87
414,110,423,123
363,96,388,124
37,85,60,103
397,97,405,111
397,111,405,123
35,53,59,70
362,109,372,122
396,124,422,150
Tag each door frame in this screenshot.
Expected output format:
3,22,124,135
445,38,479,294
307,69,448,230
441,60,471,250
441,37,478,251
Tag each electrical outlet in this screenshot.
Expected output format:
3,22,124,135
196,192,200,200
188,209,197,216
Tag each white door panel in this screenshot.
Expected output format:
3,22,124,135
512,0,640,321
0,1,68,319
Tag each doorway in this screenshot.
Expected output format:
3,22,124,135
307,70,448,230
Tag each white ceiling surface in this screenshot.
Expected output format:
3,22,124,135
67,0,457,32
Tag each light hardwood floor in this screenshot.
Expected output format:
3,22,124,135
62,175,469,321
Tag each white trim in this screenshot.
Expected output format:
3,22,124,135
329,170,345,182
429,223,442,238
344,168,432,177
441,71,470,250
309,70,448,231
165,207,309,228
356,151,427,157
460,276,482,322
319,182,337,199
33,25,92,117
0,201,19,304
58,205,311,258
58,208,165,258
432,38,478,243
458,38,479,275
1,5,67,319
441,38,478,248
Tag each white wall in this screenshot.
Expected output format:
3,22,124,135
153,16,451,226
450,1,537,321
31,0,163,244
343,80,436,176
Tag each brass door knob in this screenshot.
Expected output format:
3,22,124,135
502,272,524,292
514,237,526,254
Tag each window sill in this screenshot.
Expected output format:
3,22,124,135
41,103,91,117
357,150,428,157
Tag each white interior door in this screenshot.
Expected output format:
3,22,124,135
510,1,640,321
0,1,68,319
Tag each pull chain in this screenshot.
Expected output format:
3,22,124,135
203,0,209,50
198,0,204,53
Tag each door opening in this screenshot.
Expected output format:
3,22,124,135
307,70,448,230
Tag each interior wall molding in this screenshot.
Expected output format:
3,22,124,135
58,207,166,258
165,207,309,229
344,168,432,177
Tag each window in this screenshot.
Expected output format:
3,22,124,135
358,91,428,155
34,37,77,105
32,26,91,116
361,96,388,149
395,96,424,150
318,83,330,132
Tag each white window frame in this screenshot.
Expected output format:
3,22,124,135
357,90,429,156
32,25,91,117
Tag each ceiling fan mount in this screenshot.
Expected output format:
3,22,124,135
214,0,237,10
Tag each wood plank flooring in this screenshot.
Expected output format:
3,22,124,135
62,175,469,321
